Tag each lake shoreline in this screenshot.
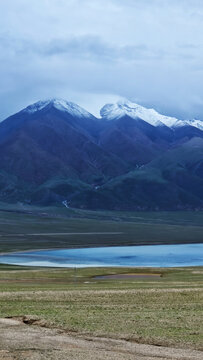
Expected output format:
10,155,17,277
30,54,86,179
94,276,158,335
0,243,202,268
1,240,203,257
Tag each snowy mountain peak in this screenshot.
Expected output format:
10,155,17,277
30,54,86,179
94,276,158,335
100,100,180,127
24,98,94,119
185,118,203,131
22,98,203,131
100,99,203,131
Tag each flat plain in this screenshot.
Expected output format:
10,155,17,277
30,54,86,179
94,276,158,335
0,204,203,253
0,266,202,360
0,205,202,359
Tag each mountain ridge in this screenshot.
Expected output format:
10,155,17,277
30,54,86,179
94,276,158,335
100,99,203,131
0,98,202,210
3,98,203,130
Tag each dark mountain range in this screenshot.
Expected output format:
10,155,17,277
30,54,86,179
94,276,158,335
0,98,202,210
0,100,127,185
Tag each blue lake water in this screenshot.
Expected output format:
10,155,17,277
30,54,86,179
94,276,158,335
0,243,203,268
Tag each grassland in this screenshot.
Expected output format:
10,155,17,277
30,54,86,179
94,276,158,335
0,203,202,253
0,265,202,351
0,205,202,359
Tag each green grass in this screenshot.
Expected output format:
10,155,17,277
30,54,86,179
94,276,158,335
0,205,202,253
0,266,202,349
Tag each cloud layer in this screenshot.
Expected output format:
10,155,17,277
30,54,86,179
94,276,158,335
0,0,203,119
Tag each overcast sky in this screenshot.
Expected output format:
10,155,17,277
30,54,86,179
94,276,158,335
0,0,203,119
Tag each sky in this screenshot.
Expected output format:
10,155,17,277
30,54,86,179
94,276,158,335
0,0,203,120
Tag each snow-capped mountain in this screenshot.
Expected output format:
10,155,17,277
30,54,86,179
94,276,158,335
100,100,180,127
0,98,202,210
100,100,203,131
10,97,203,132
24,98,94,119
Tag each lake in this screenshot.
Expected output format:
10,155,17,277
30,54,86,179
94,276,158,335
0,243,203,267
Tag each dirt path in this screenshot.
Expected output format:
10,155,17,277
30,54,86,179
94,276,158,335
0,318,202,360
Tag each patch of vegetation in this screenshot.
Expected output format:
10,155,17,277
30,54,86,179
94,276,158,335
0,266,202,349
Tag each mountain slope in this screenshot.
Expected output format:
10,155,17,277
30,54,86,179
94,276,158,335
68,138,203,211
147,137,203,200
99,115,171,166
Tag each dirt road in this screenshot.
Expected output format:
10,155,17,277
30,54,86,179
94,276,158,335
0,318,202,360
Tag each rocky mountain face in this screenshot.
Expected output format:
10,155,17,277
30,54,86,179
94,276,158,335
0,98,202,210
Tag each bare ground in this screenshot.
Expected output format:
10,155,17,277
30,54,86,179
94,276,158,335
0,318,202,360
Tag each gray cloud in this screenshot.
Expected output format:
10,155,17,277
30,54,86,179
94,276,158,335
0,0,203,120
42,37,152,61
1,34,167,62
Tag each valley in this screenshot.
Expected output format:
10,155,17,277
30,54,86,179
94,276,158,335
1,2,203,359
